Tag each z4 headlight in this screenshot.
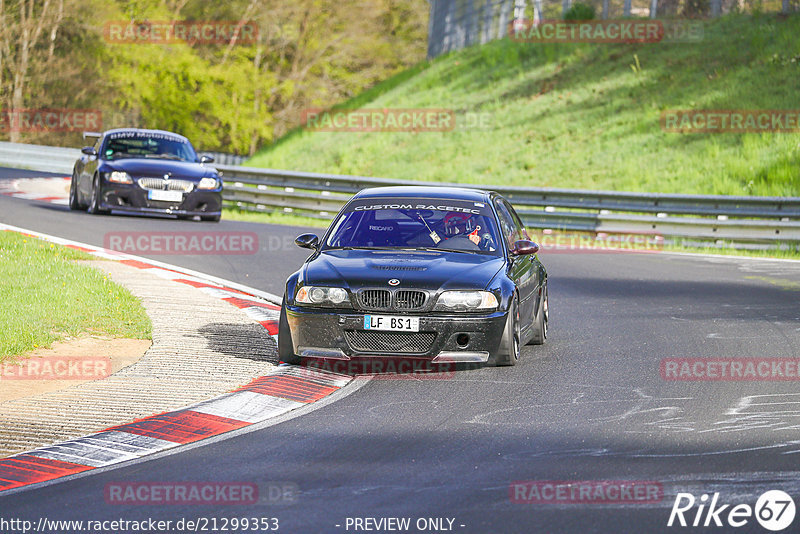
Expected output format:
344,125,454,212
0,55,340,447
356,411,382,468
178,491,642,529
434,291,498,311
197,177,220,190
107,171,132,184
295,286,351,307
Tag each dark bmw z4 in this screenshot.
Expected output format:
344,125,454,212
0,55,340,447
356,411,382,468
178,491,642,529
69,128,223,221
279,186,548,368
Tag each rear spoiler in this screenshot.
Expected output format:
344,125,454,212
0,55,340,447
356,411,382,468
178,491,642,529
82,131,102,140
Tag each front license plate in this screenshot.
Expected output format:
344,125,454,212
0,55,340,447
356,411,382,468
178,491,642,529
363,315,419,332
148,190,184,202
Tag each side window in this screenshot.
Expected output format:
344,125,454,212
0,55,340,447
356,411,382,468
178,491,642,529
494,200,517,248
504,200,529,240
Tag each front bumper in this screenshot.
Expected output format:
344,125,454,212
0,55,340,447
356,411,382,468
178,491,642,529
285,305,508,362
98,182,222,217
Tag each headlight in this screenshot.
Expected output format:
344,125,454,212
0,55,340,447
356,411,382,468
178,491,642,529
434,291,498,311
107,171,132,184
197,177,219,190
295,286,350,307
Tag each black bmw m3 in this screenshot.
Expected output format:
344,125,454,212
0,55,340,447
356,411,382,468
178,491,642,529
279,186,548,368
69,128,223,221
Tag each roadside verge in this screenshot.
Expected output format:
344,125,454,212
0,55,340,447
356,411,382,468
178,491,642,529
0,224,354,494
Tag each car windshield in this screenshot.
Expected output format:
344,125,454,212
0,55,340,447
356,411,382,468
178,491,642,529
102,132,198,162
324,197,502,256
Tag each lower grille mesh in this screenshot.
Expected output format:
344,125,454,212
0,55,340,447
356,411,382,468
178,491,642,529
345,330,436,354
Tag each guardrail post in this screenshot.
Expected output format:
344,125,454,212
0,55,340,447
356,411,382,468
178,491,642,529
498,0,513,38
481,0,494,43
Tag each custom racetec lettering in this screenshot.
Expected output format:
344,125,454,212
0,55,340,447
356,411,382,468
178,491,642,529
348,198,488,215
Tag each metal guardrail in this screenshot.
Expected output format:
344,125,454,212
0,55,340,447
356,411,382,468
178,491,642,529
1,141,799,244
216,164,800,243
0,142,80,174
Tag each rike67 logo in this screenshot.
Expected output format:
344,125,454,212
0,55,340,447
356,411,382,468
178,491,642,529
668,490,796,531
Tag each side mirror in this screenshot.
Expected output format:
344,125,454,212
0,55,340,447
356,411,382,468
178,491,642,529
511,239,539,256
200,154,215,164
295,233,319,250
81,146,97,156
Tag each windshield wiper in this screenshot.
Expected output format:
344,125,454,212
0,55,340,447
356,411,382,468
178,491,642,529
406,246,473,254
329,246,388,251
144,154,184,160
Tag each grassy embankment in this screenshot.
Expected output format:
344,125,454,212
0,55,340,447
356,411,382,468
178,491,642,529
224,14,800,258
0,232,151,362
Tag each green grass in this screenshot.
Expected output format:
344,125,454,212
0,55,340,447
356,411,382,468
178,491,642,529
247,14,800,197
222,207,330,229
0,232,152,362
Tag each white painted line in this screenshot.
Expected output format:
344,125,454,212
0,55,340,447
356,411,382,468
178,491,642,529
191,391,304,423
275,365,352,388
81,431,179,454
242,307,280,322
28,442,136,468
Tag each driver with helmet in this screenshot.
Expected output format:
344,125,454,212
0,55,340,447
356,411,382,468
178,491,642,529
443,212,494,251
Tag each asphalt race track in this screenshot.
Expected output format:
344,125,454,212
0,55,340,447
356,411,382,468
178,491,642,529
2,169,800,533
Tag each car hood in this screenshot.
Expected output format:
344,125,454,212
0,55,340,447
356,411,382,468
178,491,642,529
302,249,505,291
101,159,216,180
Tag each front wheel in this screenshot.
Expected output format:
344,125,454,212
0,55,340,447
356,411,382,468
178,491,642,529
87,174,109,215
278,300,301,365
68,170,83,210
496,296,521,366
201,214,221,222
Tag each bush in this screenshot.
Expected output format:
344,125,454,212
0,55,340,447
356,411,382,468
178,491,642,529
564,2,597,20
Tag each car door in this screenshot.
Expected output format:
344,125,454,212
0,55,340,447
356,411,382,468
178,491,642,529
495,197,538,329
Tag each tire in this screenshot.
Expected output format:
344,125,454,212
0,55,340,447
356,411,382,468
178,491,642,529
278,300,301,365
201,214,221,222
68,170,82,210
496,296,521,366
87,174,108,215
529,281,548,345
